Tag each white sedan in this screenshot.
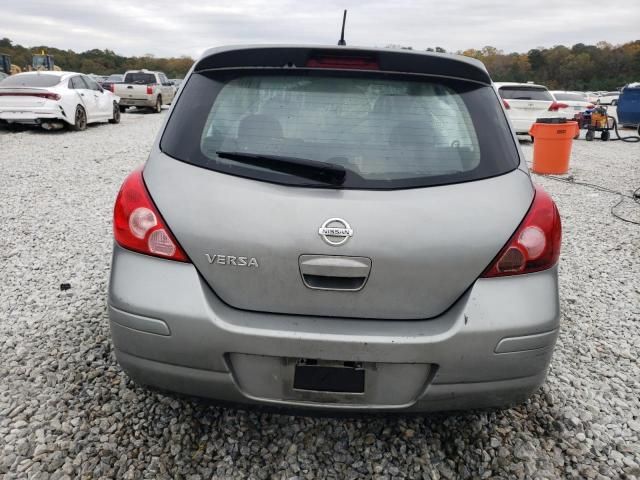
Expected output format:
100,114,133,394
597,91,620,106
494,82,567,135
550,91,595,113
0,71,120,131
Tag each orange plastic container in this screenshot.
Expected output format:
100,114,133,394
529,121,579,174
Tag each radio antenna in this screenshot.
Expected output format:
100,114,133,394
338,10,347,46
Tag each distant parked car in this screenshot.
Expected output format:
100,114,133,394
550,91,594,113
113,70,176,113
169,78,182,97
597,91,620,106
570,92,592,102
550,91,595,138
88,74,108,85
616,83,640,128
0,71,121,130
495,82,569,136
584,91,601,104
101,74,124,92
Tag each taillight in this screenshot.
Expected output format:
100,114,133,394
481,185,561,277
306,55,379,70
146,85,153,95
113,168,189,262
0,92,60,100
548,101,569,111
40,92,61,100
502,99,510,110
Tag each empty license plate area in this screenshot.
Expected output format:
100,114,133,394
228,353,431,407
293,359,365,394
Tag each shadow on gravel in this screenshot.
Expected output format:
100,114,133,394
0,122,118,135
16,294,571,478
122,106,168,115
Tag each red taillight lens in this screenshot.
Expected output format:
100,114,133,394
113,168,188,262
502,99,510,110
41,92,61,100
548,101,569,111
306,55,379,70
482,185,561,277
146,85,153,95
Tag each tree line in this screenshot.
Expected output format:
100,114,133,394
2,37,639,89
392,41,639,90
0,38,193,79
457,41,640,90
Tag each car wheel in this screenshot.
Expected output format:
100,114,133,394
119,105,128,113
109,102,121,124
71,105,87,131
153,96,162,113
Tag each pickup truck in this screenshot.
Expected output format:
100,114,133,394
114,70,175,113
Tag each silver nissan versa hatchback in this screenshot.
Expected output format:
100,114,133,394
108,45,562,412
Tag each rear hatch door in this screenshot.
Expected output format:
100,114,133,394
115,72,157,100
114,84,150,100
145,158,532,319
146,48,531,320
499,85,555,121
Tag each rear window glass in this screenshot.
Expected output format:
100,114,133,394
553,93,587,102
499,86,553,101
161,71,519,189
0,74,61,88
106,74,123,82
124,73,156,84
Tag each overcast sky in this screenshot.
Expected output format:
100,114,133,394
3,0,638,58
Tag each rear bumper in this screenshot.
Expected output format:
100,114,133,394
119,96,154,107
108,245,560,412
510,118,536,134
0,106,67,124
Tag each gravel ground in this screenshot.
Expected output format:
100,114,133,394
1,111,639,480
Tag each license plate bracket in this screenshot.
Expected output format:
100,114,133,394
293,360,365,394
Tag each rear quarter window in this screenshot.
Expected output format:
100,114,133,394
161,70,519,189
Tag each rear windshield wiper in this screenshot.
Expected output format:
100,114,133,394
216,151,347,185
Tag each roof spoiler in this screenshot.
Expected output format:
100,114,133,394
194,46,492,85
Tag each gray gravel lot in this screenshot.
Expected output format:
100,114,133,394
1,112,639,480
